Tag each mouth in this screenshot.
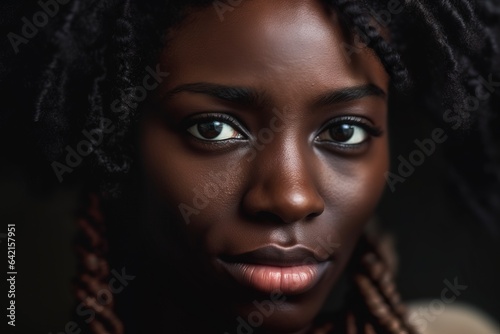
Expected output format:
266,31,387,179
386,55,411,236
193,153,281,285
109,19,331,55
218,245,333,295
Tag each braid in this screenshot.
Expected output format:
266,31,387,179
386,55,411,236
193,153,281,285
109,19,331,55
73,192,124,334
345,234,418,334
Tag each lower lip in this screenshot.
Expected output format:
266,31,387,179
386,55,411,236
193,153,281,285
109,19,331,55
219,261,331,295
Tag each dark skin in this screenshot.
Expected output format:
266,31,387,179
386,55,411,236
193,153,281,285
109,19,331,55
140,0,389,333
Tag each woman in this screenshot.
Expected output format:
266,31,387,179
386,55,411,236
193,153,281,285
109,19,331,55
5,0,499,333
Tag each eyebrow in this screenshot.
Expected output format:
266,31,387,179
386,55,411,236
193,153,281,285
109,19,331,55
312,84,386,107
162,82,386,109
163,82,273,110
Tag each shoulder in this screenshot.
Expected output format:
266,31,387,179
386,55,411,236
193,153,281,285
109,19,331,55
407,302,500,334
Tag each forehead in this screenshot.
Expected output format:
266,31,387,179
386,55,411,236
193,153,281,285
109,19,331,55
159,0,389,101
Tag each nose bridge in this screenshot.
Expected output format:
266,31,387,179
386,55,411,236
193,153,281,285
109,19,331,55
242,132,325,224
265,136,312,188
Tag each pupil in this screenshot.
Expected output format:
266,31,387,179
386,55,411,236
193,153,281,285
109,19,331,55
329,124,354,142
198,121,223,139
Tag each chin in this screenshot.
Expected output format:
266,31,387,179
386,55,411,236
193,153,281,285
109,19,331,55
226,290,327,334
232,308,317,334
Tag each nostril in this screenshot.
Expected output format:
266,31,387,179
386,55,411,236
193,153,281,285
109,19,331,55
306,211,322,220
251,206,323,225
253,211,283,224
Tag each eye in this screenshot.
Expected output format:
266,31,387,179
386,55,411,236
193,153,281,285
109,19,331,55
185,115,245,141
316,123,368,144
315,116,382,146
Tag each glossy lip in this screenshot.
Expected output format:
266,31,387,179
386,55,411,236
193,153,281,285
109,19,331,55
218,245,333,295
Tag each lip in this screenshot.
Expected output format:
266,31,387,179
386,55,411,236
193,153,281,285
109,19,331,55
218,245,333,295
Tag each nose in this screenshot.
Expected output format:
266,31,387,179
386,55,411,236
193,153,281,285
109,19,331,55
242,140,325,224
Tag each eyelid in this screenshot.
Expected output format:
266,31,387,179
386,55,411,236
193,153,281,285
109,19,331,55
317,115,383,137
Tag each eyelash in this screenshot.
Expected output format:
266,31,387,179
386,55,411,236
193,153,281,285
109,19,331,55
182,113,382,150
183,113,242,127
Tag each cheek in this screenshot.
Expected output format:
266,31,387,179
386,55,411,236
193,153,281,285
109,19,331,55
140,119,243,228
345,145,389,214
320,137,389,252
322,136,388,204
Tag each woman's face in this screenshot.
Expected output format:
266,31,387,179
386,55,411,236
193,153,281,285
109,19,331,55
141,0,389,332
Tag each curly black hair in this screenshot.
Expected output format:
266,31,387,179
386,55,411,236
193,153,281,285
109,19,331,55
1,0,499,333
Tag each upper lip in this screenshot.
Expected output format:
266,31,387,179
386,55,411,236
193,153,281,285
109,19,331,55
220,245,329,267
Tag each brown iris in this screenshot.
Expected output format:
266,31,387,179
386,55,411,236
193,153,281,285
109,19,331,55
197,121,224,139
329,124,355,142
